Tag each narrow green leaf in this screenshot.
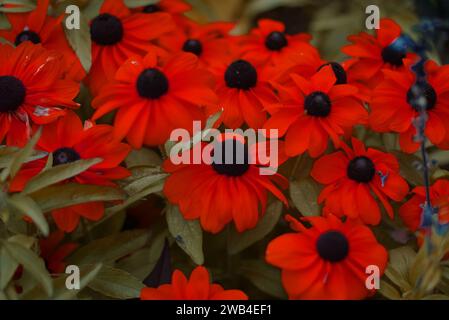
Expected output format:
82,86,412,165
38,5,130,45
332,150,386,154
0,246,18,291
166,204,204,265
23,158,102,195
227,200,282,255
64,13,92,72
68,229,150,265
125,148,162,168
88,265,144,299
289,178,322,216
30,183,125,212
7,127,42,180
2,241,53,296
7,194,49,236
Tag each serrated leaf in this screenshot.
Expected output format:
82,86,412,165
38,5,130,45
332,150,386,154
88,265,144,299
166,204,203,265
64,13,91,72
7,194,49,236
289,178,322,216
30,183,125,212
238,260,287,299
227,200,282,255
2,240,52,296
68,229,150,265
23,158,102,195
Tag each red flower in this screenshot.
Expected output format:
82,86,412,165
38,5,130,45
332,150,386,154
212,58,279,129
370,60,449,153
10,111,131,232
266,214,388,299
92,51,218,148
239,19,312,66
140,266,248,300
163,134,288,233
399,179,449,231
86,0,175,95
39,230,78,274
158,20,235,68
264,65,367,157
0,42,79,146
342,18,416,86
0,0,85,81
311,137,408,225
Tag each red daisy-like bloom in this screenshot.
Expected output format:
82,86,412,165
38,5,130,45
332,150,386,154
342,18,416,86
92,51,218,148
0,42,79,146
239,19,313,67
39,230,78,274
86,0,175,95
264,65,368,158
0,0,85,81
399,179,449,231
140,266,248,300
370,60,449,153
266,214,388,299
158,20,235,68
10,111,131,232
311,137,409,225
212,57,280,129
163,134,288,233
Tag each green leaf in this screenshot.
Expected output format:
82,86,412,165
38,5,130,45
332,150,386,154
7,194,49,236
125,0,158,9
385,246,416,292
124,173,168,195
392,151,423,186
239,260,287,299
125,148,162,168
116,230,167,280
52,264,103,300
227,200,283,255
64,13,92,72
68,229,150,265
0,246,18,291
88,265,144,299
166,204,204,265
2,128,42,181
379,280,401,300
30,183,125,212
2,240,53,296
23,158,102,195
289,178,322,216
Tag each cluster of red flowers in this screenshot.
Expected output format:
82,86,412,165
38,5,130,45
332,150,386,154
1,0,448,300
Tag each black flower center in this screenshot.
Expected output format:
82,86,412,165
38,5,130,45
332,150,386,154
90,13,124,46
347,156,375,183
53,148,81,166
212,139,250,177
265,31,288,51
182,39,203,56
136,68,169,99
381,44,406,67
318,62,347,84
143,4,160,13
304,91,331,117
316,230,349,262
15,30,41,46
224,60,258,90
406,81,437,112
0,75,26,113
